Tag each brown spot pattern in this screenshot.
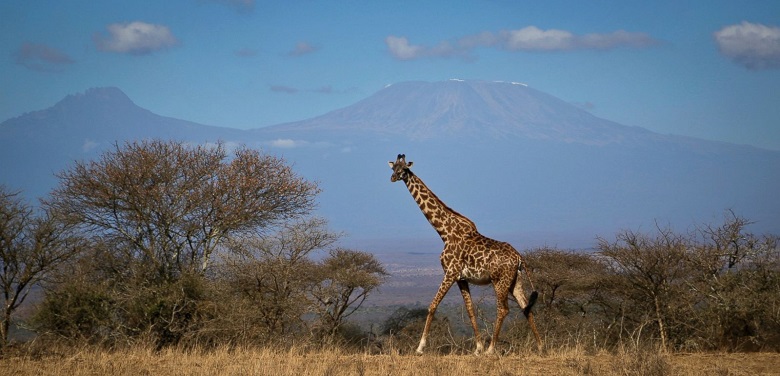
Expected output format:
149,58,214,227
388,154,543,354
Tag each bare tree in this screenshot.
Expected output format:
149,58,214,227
217,218,340,342
696,210,756,270
45,140,319,281
525,248,606,312
34,141,320,347
521,248,612,349
0,187,82,348
598,225,690,350
687,211,780,350
311,249,388,337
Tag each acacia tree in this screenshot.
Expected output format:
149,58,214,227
687,211,780,349
216,218,340,342
45,140,319,281
521,248,612,348
36,140,320,346
311,248,388,338
0,187,82,348
598,225,690,350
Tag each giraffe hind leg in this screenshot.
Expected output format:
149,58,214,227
456,280,484,355
512,275,543,350
485,283,510,355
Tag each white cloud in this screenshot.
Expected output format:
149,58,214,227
714,21,780,70
269,139,306,148
94,21,178,55
82,139,99,152
502,26,574,51
386,36,425,60
386,26,658,60
497,27,657,51
14,42,74,72
386,35,466,60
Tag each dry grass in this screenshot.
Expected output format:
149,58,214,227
2,345,779,376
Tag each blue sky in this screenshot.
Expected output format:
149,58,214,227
2,1,780,150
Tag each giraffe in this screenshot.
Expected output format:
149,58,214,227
388,154,542,355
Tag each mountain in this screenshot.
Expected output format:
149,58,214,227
253,80,780,247
2,81,779,251
0,87,246,198
262,80,656,145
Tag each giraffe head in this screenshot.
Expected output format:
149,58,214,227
388,154,413,182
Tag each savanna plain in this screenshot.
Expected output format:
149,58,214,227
2,142,779,375
3,344,780,376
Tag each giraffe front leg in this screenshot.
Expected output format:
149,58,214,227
416,276,455,354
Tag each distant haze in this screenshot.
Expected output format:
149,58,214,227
2,80,778,252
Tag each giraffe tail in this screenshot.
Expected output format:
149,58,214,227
524,291,538,317
519,259,539,317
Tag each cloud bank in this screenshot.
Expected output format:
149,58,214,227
386,36,467,60
714,21,780,70
94,21,179,55
502,27,657,51
269,139,307,148
14,42,74,72
387,26,658,60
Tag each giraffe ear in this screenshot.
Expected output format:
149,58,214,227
388,161,394,168
407,161,413,168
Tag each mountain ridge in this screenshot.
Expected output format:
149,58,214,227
1,81,778,248
1,86,244,139
260,80,664,146
0,86,247,199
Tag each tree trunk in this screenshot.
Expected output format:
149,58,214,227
654,294,668,351
1,306,10,348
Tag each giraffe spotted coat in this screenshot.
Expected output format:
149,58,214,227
389,154,542,355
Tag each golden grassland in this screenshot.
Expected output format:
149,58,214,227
2,346,780,376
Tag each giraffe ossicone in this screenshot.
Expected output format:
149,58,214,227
388,154,543,355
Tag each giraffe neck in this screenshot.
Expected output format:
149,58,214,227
404,173,478,242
